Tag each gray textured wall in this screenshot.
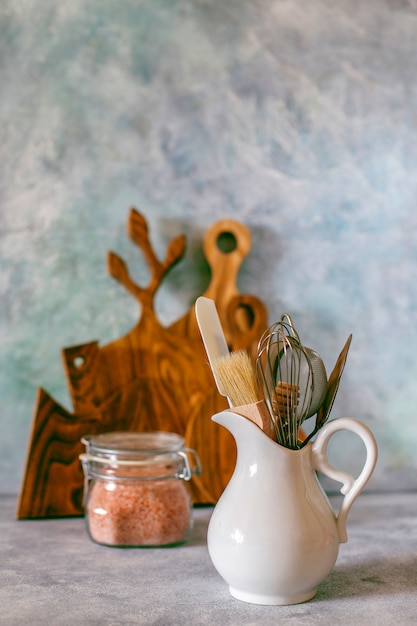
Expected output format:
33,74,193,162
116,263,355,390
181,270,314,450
1,0,417,494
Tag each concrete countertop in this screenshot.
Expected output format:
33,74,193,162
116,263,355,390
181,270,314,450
1,492,417,625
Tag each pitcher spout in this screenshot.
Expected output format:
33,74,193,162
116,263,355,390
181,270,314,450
212,407,276,451
213,407,257,433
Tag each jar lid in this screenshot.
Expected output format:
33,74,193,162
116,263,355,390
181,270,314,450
80,431,202,481
81,431,185,460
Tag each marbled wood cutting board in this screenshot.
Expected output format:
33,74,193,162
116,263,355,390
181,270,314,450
17,209,268,518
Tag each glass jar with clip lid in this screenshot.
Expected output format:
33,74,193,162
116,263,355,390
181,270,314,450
80,431,201,548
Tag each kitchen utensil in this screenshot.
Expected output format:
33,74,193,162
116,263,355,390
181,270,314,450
256,314,327,448
61,217,266,508
212,350,258,407
195,296,230,400
212,350,273,436
177,224,268,502
302,334,352,446
195,297,272,435
275,314,327,418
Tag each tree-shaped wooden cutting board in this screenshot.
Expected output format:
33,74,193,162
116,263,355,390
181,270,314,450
17,209,268,518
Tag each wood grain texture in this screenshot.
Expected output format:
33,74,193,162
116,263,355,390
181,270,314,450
17,209,268,518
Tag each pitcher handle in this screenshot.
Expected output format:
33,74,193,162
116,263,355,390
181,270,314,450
312,417,378,543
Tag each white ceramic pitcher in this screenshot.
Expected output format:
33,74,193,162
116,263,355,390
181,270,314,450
207,410,378,606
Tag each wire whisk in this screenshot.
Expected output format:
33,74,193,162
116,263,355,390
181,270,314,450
256,314,327,449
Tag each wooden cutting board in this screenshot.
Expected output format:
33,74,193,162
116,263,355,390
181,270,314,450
17,209,268,518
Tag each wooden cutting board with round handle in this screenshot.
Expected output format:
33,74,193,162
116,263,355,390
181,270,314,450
172,219,268,502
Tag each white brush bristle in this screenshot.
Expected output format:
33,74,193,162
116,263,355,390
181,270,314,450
213,350,259,407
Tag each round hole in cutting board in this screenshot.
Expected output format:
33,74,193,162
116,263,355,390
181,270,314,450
216,231,237,253
73,356,85,368
234,303,255,331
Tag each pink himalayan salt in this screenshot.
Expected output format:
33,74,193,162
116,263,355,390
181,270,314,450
86,474,192,547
